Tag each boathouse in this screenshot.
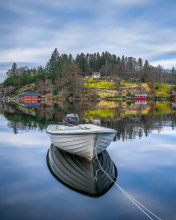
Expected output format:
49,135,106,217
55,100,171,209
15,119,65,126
135,93,147,103
24,93,40,100
92,72,101,79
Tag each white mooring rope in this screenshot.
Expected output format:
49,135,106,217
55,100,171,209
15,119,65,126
93,154,162,220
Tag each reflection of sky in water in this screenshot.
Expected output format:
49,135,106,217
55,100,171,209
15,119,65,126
0,114,176,220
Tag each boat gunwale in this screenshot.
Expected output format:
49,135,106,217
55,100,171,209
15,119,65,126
47,124,117,135
47,131,116,135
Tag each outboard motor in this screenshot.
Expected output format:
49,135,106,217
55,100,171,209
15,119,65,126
64,114,79,124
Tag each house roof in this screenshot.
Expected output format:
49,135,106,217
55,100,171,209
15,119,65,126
24,93,40,96
135,93,147,96
92,72,100,75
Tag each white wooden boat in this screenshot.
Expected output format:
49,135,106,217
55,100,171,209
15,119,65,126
47,144,117,197
47,124,116,160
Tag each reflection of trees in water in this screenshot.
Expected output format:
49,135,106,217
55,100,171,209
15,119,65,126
2,101,87,134
2,102,176,140
101,114,176,141
7,121,39,134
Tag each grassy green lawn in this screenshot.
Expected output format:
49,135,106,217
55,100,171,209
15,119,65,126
153,83,173,97
84,80,115,89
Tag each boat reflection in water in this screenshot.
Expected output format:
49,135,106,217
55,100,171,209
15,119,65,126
47,144,117,197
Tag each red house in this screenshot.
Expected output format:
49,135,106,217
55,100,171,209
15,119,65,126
135,93,147,102
173,91,176,100
24,93,40,100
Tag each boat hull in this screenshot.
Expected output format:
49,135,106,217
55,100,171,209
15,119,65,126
47,132,115,160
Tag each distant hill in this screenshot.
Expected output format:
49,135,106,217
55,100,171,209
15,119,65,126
1,49,176,100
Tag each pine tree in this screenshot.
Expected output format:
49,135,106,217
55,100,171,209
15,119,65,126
95,52,101,71
68,54,74,63
78,53,87,75
128,57,134,71
121,55,125,71
100,52,106,66
112,54,117,64
142,60,150,82
144,60,149,69
171,67,176,75
138,58,143,70
117,56,121,64
11,63,17,76
46,48,59,74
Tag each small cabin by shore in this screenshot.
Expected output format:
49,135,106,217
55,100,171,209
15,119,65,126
135,93,147,101
92,72,101,79
24,93,40,100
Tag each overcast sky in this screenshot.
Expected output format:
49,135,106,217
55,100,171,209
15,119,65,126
1,0,176,82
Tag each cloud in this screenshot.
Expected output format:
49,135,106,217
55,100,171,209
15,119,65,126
151,59,176,68
109,128,176,173
0,48,50,63
1,20,175,63
152,128,176,135
107,0,153,6
1,0,176,82
0,131,50,148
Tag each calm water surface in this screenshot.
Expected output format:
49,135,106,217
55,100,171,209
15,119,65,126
0,101,176,220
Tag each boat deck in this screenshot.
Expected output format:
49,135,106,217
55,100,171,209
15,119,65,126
47,124,117,135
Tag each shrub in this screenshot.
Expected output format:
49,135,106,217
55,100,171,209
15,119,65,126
126,92,131,96
53,88,58,96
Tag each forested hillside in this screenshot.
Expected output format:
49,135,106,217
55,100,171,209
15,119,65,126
2,48,176,98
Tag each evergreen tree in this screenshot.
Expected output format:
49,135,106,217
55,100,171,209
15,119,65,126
100,52,106,66
46,48,59,74
142,60,150,82
95,52,101,71
171,67,176,84
138,58,143,70
68,54,74,63
117,56,121,64
171,67,176,75
144,60,149,69
11,63,17,76
129,57,134,71
78,53,87,75
121,55,125,71
45,48,60,83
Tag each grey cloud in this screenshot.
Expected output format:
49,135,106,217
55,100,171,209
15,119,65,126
0,0,176,83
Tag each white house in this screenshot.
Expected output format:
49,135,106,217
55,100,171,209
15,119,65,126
92,72,101,79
